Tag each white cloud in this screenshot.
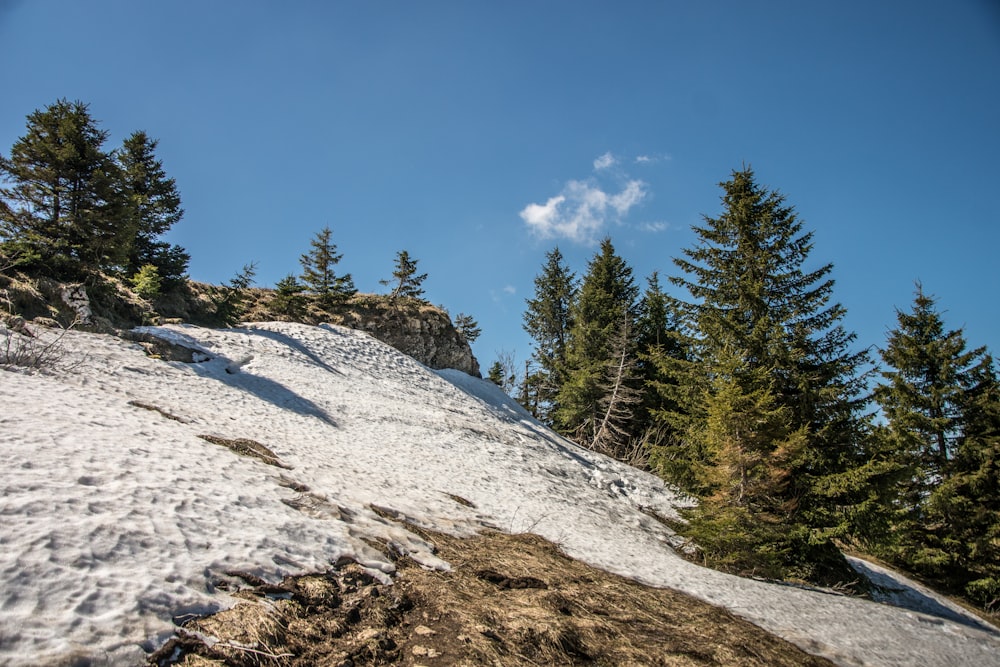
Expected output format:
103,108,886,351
609,180,645,214
639,221,668,233
593,151,616,171
490,285,518,303
634,153,672,165
520,178,647,244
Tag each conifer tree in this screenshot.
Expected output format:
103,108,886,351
214,262,257,327
931,358,1000,610
875,284,985,482
118,131,189,285
299,227,356,306
652,167,879,584
270,274,307,319
557,238,639,446
523,247,577,423
381,250,427,300
454,313,481,343
591,314,645,459
486,361,506,387
633,271,684,448
0,99,126,275
873,286,994,598
130,263,162,300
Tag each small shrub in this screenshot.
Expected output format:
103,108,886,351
966,577,1000,613
130,264,162,299
1,321,72,370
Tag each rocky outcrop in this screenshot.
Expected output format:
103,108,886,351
334,297,481,377
2,276,482,377
233,288,480,376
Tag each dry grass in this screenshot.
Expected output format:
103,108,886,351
152,528,833,667
128,400,189,423
196,435,292,470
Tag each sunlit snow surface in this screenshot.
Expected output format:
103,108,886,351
1,323,997,666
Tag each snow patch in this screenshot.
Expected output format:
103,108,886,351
0,322,997,666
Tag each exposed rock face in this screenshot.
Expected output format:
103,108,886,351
2,276,482,377
335,297,481,377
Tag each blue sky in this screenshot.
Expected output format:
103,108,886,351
2,1,999,371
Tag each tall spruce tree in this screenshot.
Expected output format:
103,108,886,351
651,167,879,585
873,286,994,600
875,284,986,481
0,99,126,276
523,247,577,423
556,238,639,448
633,271,684,450
299,226,356,306
118,131,189,285
930,357,1000,610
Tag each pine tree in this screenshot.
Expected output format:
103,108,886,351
487,361,506,387
652,167,878,585
380,250,427,300
299,227,356,306
557,238,639,447
633,271,684,448
270,274,307,319
118,131,189,285
130,263,162,300
875,284,985,481
214,262,257,327
933,358,1000,610
523,247,577,423
454,313,481,343
873,286,994,599
0,99,126,276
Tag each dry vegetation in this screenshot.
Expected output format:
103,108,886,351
152,526,833,667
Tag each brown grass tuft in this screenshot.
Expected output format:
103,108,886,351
196,435,292,469
153,529,834,667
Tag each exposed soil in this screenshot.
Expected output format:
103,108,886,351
151,527,834,667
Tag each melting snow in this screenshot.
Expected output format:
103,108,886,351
0,322,997,666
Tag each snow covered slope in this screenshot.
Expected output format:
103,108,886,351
1,323,997,666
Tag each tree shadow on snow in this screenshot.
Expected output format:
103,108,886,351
140,327,337,427
847,557,999,635
242,326,344,377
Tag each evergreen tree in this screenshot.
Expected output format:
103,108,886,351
214,262,257,327
454,313,481,343
633,271,684,448
523,246,577,423
299,226,356,306
932,358,1000,610
873,286,994,600
129,263,162,300
487,361,506,387
381,250,427,300
0,99,126,276
875,284,985,481
652,167,879,585
270,274,307,319
590,314,645,460
557,238,639,447
118,131,188,285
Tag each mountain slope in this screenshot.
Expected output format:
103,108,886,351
1,322,998,666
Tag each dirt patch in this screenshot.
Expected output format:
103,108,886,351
128,400,189,423
197,435,292,470
152,529,834,666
